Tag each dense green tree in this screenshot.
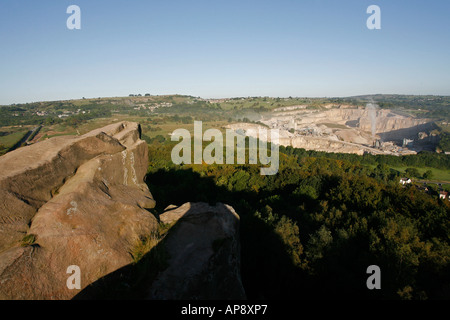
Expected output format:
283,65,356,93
406,168,421,178
144,138,450,299
423,170,434,180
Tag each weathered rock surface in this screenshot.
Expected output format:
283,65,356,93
148,202,246,300
0,122,157,300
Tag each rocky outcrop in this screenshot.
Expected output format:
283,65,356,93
0,122,157,300
0,122,247,300
71,202,246,300
148,202,246,300
357,111,430,136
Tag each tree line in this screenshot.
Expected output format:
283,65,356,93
145,139,450,300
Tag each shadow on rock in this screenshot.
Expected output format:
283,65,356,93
74,201,246,300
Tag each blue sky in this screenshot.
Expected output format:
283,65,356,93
0,0,449,104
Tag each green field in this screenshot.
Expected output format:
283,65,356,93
389,166,450,183
0,130,29,148
216,97,329,111
366,163,450,183
142,120,230,139
32,115,231,143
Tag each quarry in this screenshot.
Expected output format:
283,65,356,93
227,105,439,156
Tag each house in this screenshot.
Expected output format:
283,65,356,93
439,191,448,200
400,178,412,185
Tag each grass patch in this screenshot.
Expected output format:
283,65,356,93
391,166,450,182
0,130,28,148
129,222,174,264
21,234,37,247
142,120,229,139
130,233,160,264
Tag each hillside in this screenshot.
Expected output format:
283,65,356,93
0,115,449,299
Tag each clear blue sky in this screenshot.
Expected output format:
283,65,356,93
0,0,449,104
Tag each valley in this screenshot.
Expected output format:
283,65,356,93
0,94,449,300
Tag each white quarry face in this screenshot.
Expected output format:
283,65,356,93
226,107,433,156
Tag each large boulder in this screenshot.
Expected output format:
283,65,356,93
148,202,246,300
0,122,157,300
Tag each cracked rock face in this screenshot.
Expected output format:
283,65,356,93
0,122,157,300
